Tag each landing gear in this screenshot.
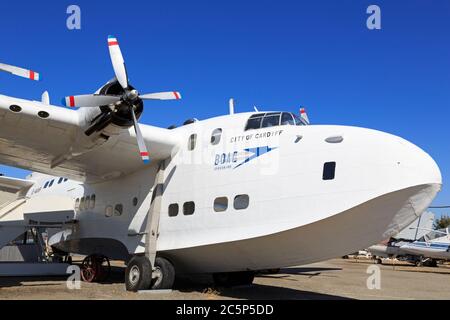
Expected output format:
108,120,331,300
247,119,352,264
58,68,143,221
213,271,255,287
80,254,111,283
151,257,175,290
125,256,152,292
125,256,175,291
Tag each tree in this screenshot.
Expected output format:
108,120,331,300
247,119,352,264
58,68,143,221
434,215,450,230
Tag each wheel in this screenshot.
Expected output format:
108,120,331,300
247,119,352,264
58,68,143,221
125,256,152,292
425,259,438,268
375,258,382,265
80,254,111,283
415,260,423,267
151,257,175,290
94,255,111,282
81,255,99,282
213,271,255,287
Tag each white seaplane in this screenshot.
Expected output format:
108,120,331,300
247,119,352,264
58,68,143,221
0,36,442,291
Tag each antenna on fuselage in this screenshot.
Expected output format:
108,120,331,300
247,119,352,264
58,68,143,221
229,98,235,115
253,106,259,112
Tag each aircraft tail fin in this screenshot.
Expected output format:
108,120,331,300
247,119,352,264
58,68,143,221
300,107,310,124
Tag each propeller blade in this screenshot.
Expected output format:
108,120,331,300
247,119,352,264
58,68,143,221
131,109,150,164
140,91,182,100
0,63,40,81
62,94,120,108
108,36,128,89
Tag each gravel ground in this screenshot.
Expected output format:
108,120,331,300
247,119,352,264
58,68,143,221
1,258,449,300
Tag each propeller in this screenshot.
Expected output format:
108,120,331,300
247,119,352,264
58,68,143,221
0,63,40,81
62,35,182,164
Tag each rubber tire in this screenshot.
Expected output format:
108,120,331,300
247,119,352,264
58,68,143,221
213,271,255,288
151,257,175,290
125,256,152,292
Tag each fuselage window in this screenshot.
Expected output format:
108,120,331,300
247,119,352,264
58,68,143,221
211,128,222,145
90,195,96,209
80,197,86,210
261,112,281,128
168,203,179,217
234,194,250,210
114,204,123,216
281,112,295,126
183,201,195,215
105,206,113,217
214,197,228,212
85,196,91,210
323,162,336,180
188,134,197,151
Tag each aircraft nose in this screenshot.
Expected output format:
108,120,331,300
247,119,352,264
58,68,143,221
395,137,442,187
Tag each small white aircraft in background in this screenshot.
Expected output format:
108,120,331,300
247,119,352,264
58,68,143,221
370,227,450,267
0,36,442,291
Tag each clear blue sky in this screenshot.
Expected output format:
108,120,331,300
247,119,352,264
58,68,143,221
0,0,449,216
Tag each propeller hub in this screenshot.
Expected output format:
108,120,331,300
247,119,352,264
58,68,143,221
124,89,139,102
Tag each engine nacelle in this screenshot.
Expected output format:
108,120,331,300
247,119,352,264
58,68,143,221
84,80,143,136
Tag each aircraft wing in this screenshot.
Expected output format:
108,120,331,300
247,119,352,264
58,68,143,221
0,175,35,209
0,95,181,182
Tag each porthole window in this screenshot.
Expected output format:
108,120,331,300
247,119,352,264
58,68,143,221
105,206,113,217
80,197,85,211
90,195,96,209
323,162,336,180
132,197,138,207
234,194,249,210
183,201,195,215
85,196,91,210
211,129,222,145
214,197,228,212
168,203,179,217
114,204,123,216
188,134,197,151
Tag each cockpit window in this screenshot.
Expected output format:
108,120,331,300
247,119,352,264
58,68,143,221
245,112,305,131
261,112,281,128
293,114,307,126
245,113,265,130
281,112,295,126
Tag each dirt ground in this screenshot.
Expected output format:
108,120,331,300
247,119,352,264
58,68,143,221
1,258,450,300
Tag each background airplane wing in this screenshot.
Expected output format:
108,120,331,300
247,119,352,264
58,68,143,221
0,95,180,182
